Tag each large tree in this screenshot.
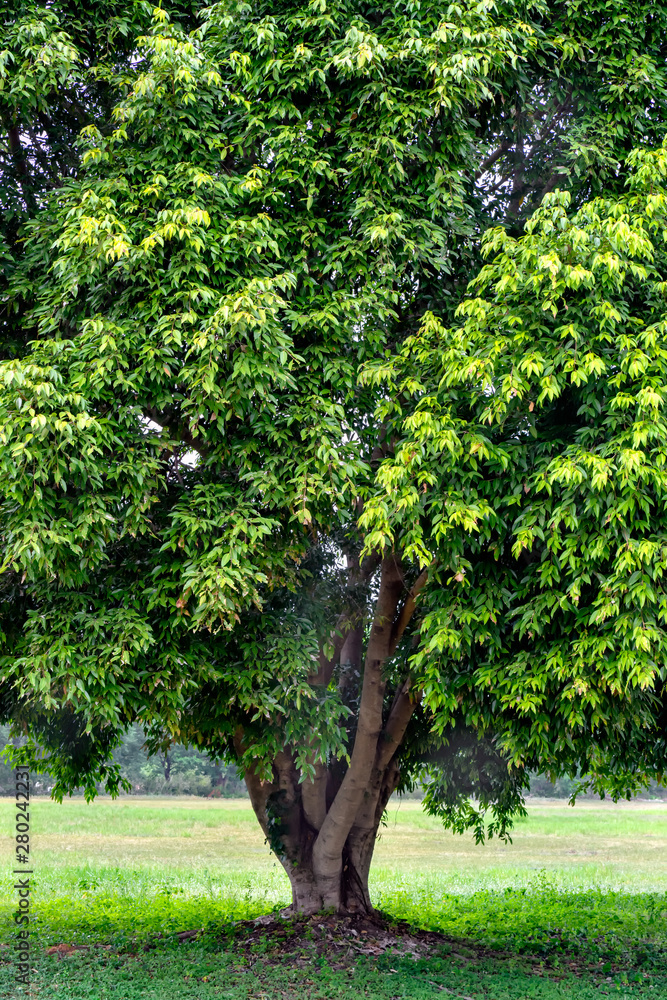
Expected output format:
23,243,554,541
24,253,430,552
2,0,667,914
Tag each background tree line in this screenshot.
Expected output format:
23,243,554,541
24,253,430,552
0,725,246,796
2,726,665,800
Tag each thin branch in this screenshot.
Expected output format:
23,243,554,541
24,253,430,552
475,141,511,179
308,615,353,686
376,678,422,772
388,567,429,656
540,168,569,197
8,127,27,176
144,407,210,460
534,92,573,146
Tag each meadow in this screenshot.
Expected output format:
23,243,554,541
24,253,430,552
1,795,666,998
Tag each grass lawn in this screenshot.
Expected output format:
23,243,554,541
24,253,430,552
1,796,666,998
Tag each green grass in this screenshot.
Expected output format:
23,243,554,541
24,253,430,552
11,940,665,1000
1,797,666,998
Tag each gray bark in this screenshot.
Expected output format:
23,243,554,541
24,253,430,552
245,754,397,915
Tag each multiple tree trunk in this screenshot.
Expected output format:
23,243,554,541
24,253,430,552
238,556,427,914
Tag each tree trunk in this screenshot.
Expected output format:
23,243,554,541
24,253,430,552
245,754,390,914
236,555,425,915
284,842,377,915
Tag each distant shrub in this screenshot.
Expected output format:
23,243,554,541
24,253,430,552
0,723,247,797
3,724,665,801
526,771,667,801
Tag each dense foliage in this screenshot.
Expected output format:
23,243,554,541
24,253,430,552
1,0,667,911
362,158,667,799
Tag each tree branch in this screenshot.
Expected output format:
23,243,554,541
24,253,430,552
308,615,353,686
308,549,381,687
144,407,210,460
388,567,429,656
376,678,421,772
312,555,404,905
301,759,328,830
475,141,511,179
533,92,573,146
8,126,27,176
540,168,569,198
338,625,364,695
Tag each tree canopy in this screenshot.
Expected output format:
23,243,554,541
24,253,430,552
362,161,667,800
1,0,667,913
